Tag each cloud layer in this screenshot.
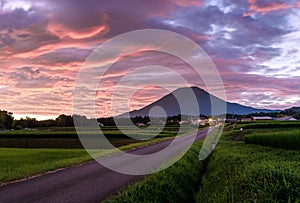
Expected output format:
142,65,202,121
0,0,299,119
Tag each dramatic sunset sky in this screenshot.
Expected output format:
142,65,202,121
1,0,300,119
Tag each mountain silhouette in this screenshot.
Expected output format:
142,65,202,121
284,107,300,113
125,87,279,117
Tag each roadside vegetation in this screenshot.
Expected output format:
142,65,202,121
0,125,201,184
197,121,300,202
0,148,91,184
0,125,200,148
236,121,300,129
105,141,206,203
245,129,300,150
1,118,300,202
105,121,300,202
0,136,179,184
196,141,300,202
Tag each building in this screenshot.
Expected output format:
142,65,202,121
241,118,252,122
190,117,208,125
251,116,272,121
179,121,189,125
225,118,238,123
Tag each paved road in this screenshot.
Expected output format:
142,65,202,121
0,128,210,203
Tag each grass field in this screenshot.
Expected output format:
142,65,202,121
197,122,300,202
196,141,300,202
236,121,300,130
0,136,176,184
0,125,202,184
245,129,300,150
2,122,300,202
104,141,206,203
105,121,300,202
0,125,200,148
0,148,91,184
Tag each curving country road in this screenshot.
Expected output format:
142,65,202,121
0,128,210,203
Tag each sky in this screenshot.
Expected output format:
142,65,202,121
0,0,300,119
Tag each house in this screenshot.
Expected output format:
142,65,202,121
252,116,272,121
179,120,188,125
241,118,252,122
190,117,208,125
225,118,238,123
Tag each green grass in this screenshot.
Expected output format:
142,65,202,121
0,148,91,184
104,122,300,202
195,140,300,203
196,123,300,202
104,141,207,203
245,129,300,150
0,135,177,184
236,121,300,130
0,125,202,183
0,126,199,148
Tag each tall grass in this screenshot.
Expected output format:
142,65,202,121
195,141,300,203
0,136,175,184
245,129,300,150
104,141,207,203
0,148,91,183
105,123,300,202
236,121,300,130
0,126,187,148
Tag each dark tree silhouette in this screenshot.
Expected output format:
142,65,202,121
56,114,74,127
0,110,14,129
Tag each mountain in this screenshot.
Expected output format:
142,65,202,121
126,87,280,117
284,107,300,113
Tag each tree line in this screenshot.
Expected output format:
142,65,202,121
0,110,77,129
0,108,299,130
0,110,205,129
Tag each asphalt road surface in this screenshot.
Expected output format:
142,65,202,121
0,128,210,203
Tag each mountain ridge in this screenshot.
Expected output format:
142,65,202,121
125,86,281,117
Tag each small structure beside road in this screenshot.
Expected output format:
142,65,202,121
251,116,272,121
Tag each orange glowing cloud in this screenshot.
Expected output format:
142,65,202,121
48,23,109,40
172,0,202,7
244,0,300,16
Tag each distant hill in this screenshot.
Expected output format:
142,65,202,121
125,87,279,117
284,107,300,113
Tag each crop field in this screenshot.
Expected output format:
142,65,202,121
2,121,299,202
236,121,300,129
105,121,300,202
0,125,199,148
196,140,300,202
0,135,179,184
105,141,206,203
0,148,91,184
245,129,300,150
0,125,200,184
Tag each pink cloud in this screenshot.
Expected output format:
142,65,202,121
244,0,300,16
0,0,299,119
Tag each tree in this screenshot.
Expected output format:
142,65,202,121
0,110,14,129
294,113,300,120
56,114,74,127
20,117,38,128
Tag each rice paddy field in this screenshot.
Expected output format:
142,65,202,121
245,129,300,150
0,148,91,184
0,125,200,184
1,121,300,202
0,125,198,148
105,121,300,202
